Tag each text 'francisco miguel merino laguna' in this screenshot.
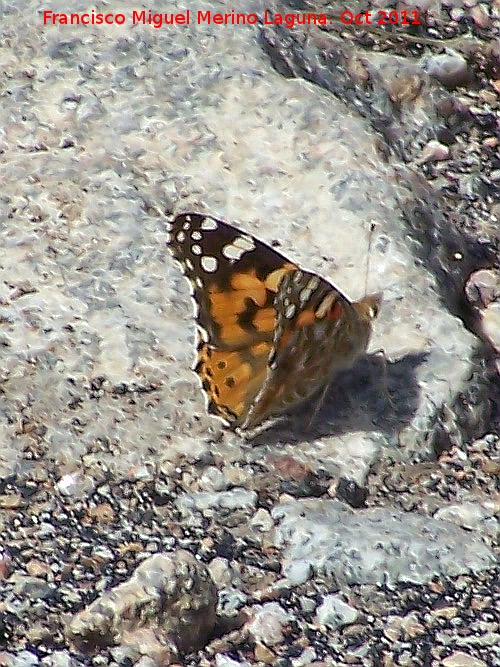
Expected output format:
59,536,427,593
43,9,332,29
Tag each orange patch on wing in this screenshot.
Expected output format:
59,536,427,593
208,286,268,346
295,309,316,328
209,289,253,316
252,307,276,333
264,263,296,291
230,270,267,303
196,341,272,423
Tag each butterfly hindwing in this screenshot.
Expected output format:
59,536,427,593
241,269,367,430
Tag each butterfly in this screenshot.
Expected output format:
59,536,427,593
167,212,381,432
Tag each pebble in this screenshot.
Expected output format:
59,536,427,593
481,302,500,353
422,53,469,88
442,652,487,667
176,489,258,513
419,140,450,163
246,602,294,646
215,656,250,667
55,471,95,499
66,550,217,656
283,559,313,586
291,647,317,666
315,594,359,630
465,269,500,307
253,643,276,664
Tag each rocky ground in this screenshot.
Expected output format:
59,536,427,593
0,1,499,666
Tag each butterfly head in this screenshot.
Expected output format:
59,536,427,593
353,292,382,323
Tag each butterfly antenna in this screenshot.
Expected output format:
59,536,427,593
364,221,376,295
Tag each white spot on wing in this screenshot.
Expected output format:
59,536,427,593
201,255,218,273
185,258,194,271
222,234,256,261
191,231,202,240
183,222,191,231
176,231,185,242
307,276,320,291
285,303,296,319
195,276,204,288
196,324,209,343
300,276,321,303
233,235,255,251
200,217,218,231
191,244,202,255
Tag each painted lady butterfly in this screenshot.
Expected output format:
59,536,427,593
168,212,381,432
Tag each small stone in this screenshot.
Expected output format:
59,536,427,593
482,302,500,352
482,137,498,149
422,53,469,88
217,587,247,616
300,597,316,614
450,7,465,21
55,471,95,498
215,655,251,667
207,557,234,588
0,494,22,509
25,559,52,578
283,559,313,586
199,467,228,492
254,642,276,664
400,612,425,638
420,140,450,164
9,651,39,667
246,602,293,646
465,269,500,308
431,606,459,620
249,508,274,532
87,502,114,523
0,550,13,580
40,650,75,667
441,652,487,667
291,647,317,666
315,594,359,630
470,4,491,29
66,550,217,656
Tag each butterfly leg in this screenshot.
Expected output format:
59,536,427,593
371,348,396,410
305,382,331,430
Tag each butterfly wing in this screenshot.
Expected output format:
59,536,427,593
167,212,296,426
241,269,379,430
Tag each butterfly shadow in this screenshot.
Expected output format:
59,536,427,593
249,351,427,445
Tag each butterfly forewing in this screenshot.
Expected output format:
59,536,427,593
167,212,296,426
168,213,296,349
